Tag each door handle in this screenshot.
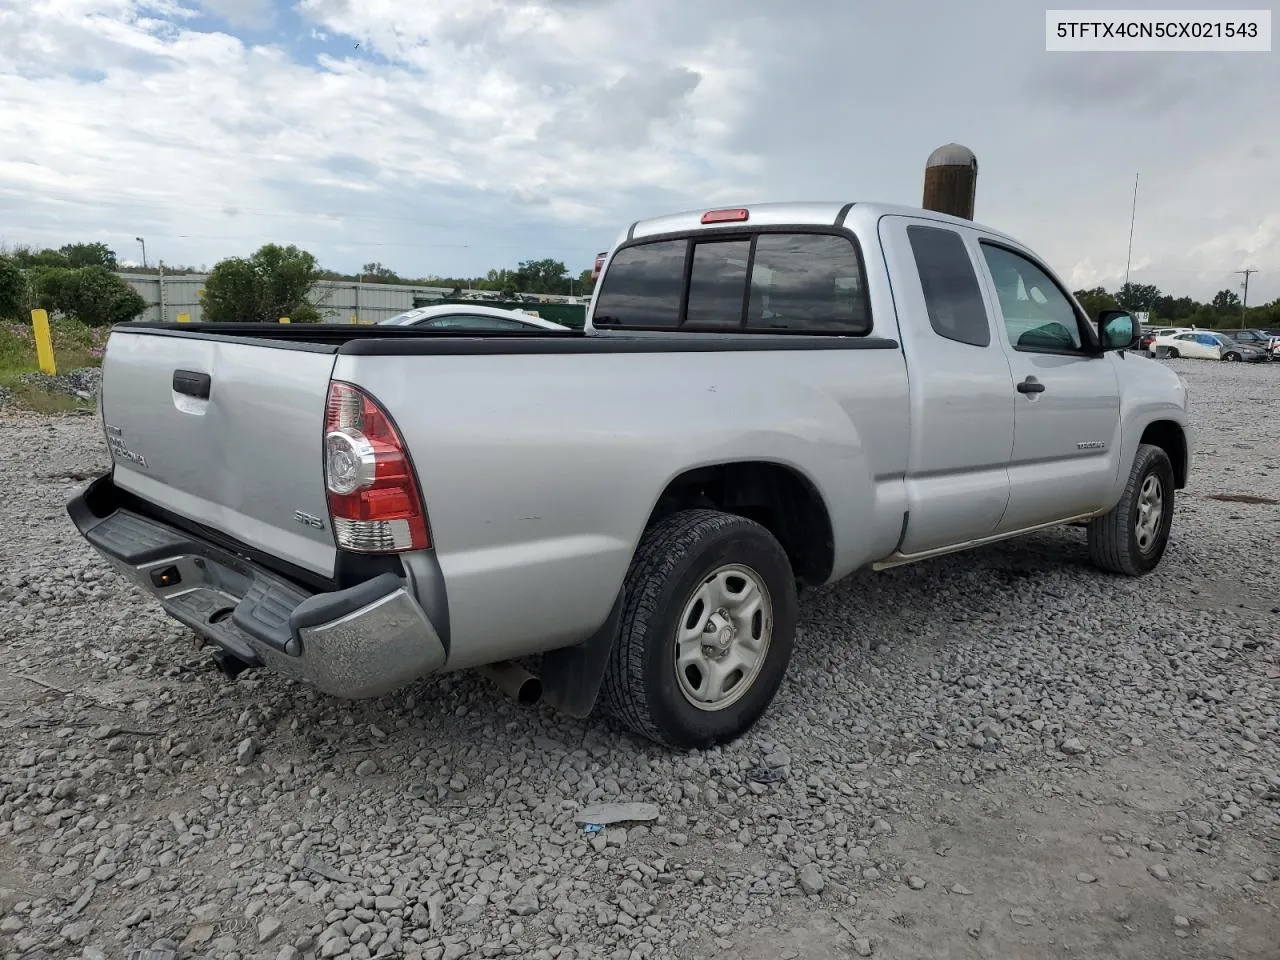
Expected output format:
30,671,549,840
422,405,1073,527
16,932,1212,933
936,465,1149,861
172,369,212,399
1016,376,1045,395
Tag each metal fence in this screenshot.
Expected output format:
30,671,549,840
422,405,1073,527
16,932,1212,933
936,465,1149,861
119,273,462,324
119,274,590,325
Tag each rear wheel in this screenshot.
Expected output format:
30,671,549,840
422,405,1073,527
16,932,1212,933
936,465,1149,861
1224,351,1240,362
1166,348,1180,359
598,509,797,749
1087,444,1175,576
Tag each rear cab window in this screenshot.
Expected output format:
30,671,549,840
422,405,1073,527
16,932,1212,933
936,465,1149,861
593,229,871,334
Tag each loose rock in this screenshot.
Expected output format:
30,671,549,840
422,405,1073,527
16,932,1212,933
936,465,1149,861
798,864,825,895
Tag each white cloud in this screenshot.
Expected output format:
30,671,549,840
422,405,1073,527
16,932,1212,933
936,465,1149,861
198,0,274,28
0,0,1276,302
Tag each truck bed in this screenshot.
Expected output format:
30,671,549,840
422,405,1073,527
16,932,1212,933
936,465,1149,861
94,321,911,674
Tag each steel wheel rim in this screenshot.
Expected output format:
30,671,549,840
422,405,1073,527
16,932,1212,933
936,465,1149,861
674,563,773,712
1135,473,1164,553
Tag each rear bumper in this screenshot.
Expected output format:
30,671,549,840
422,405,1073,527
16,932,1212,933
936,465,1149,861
67,473,447,699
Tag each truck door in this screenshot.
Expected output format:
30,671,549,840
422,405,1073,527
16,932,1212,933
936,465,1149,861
974,239,1122,532
878,216,1015,555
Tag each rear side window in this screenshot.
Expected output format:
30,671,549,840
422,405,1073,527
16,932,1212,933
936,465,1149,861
594,230,871,334
591,239,686,328
907,225,990,347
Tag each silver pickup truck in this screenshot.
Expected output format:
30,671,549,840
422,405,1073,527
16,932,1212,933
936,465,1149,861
69,201,1191,749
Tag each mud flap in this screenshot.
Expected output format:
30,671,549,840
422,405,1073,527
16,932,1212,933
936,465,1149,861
539,588,625,719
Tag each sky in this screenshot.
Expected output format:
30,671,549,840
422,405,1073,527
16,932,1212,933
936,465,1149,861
0,0,1276,304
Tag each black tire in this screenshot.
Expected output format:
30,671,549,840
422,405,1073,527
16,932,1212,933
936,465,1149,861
1166,348,1180,358
597,509,798,749
1224,352,1240,362
1087,444,1176,576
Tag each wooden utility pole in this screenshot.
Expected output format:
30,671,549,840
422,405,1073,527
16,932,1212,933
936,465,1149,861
1235,268,1257,317
922,143,978,220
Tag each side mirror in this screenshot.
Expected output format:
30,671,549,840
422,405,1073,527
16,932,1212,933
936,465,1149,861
1097,309,1137,351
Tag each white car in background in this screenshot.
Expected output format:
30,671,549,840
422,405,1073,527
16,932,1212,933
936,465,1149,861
1151,330,1270,362
378,304,571,332
1139,326,1194,353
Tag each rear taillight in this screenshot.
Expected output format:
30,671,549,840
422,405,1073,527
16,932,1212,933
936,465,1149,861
323,382,429,553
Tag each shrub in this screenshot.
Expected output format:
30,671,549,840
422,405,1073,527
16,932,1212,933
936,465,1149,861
0,256,25,320
203,243,322,322
29,265,147,326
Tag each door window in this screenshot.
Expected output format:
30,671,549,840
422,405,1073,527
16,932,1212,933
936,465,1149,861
979,243,1087,353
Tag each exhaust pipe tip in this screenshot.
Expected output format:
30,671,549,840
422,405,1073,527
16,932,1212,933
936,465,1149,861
513,676,542,704
479,661,542,704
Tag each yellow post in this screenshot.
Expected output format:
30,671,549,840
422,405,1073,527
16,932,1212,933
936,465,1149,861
279,316,290,324
31,309,57,376
176,312,190,323
350,314,359,324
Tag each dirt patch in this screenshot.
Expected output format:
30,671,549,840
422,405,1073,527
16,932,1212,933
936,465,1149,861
726,754,1280,960
1205,493,1280,506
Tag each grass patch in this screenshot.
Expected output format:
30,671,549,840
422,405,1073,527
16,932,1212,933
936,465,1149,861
0,318,104,413
8,381,93,414
0,317,104,378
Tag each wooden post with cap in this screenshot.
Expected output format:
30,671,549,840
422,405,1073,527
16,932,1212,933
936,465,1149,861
922,143,978,220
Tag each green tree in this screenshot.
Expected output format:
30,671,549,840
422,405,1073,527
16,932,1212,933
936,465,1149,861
0,255,25,319
1152,294,1198,323
1211,288,1240,311
1188,305,1219,329
514,258,569,295
58,242,118,270
28,265,146,326
361,261,400,282
11,246,70,269
1072,287,1118,318
203,244,322,323
1116,282,1160,313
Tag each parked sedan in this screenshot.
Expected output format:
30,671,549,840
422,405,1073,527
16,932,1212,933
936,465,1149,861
1221,329,1280,358
1139,326,1194,353
1151,331,1270,362
378,304,571,332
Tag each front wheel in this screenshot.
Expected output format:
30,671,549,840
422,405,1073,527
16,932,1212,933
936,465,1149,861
1087,444,1176,576
597,509,798,749
1224,352,1240,362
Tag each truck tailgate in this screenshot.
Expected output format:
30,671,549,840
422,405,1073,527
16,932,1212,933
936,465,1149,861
100,330,340,578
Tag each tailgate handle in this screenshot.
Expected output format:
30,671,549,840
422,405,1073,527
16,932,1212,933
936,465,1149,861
172,370,212,399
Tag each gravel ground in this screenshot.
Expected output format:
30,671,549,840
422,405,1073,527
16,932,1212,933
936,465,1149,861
2,357,1278,960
